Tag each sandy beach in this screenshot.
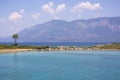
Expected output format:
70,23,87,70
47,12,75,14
0,48,119,53
0,49,33,53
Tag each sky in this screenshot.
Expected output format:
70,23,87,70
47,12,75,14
0,0,120,37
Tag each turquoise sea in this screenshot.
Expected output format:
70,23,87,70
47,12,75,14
0,51,120,80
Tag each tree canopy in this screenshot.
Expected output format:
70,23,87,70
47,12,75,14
12,34,19,46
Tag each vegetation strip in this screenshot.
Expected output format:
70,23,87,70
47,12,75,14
0,43,120,53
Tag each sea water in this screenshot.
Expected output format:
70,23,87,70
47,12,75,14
0,42,110,46
0,51,120,80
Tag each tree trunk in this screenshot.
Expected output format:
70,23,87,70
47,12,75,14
14,39,17,46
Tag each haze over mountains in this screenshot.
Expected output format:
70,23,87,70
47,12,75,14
1,17,120,42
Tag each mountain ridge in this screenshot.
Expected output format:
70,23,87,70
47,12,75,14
1,17,120,42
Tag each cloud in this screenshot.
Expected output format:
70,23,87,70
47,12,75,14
71,1,101,12
8,9,24,22
42,2,54,14
20,9,25,14
42,2,66,14
31,13,41,20
56,4,66,13
9,12,22,22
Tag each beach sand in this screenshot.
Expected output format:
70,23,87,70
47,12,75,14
0,49,33,53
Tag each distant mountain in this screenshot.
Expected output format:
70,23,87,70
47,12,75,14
1,17,120,42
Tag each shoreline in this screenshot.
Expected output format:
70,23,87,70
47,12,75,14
0,47,119,53
0,49,33,53
0,43,120,53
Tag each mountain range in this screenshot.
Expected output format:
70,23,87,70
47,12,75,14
1,17,120,42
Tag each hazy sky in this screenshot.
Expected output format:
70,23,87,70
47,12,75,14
0,0,119,37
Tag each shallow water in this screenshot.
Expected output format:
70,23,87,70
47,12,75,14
0,51,120,80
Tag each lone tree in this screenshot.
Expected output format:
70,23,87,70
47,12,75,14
12,34,19,46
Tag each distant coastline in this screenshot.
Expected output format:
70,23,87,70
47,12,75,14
0,42,111,47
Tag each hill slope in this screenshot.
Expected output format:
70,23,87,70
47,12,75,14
2,17,120,42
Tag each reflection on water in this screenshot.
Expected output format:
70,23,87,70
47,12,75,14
13,52,18,80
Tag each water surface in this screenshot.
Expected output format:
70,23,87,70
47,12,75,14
0,51,120,80
0,42,110,46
